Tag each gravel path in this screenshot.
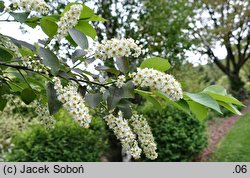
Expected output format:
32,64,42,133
195,101,250,162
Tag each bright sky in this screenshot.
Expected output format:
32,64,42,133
0,0,227,66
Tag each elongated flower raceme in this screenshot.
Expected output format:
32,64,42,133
132,68,183,101
104,111,142,159
22,55,50,75
52,77,92,128
55,4,83,39
12,0,50,14
88,38,142,60
130,113,158,160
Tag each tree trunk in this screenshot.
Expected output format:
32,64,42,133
228,72,248,100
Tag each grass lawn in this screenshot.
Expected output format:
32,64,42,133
210,112,250,162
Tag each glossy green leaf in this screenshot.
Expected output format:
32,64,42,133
87,15,107,22
9,12,30,23
75,21,97,39
40,17,58,38
95,66,120,76
25,17,40,28
0,82,10,95
68,28,88,50
85,93,102,108
140,57,171,72
0,46,14,61
135,89,161,110
46,83,62,115
218,101,241,115
187,101,208,121
117,100,132,119
155,91,190,114
106,82,134,110
184,92,222,114
80,4,94,19
39,47,60,75
21,88,37,104
202,86,244,106
116,58,129,74
203,85,227,95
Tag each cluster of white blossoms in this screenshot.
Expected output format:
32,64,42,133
115,75,126,88
55,4,83,39
22,55,50,75
88,38,142,60
0,36,21,58
33,100,55,129
104,111,142,159
11,0,50,14
132,68,183,101
53,77,92,128
130,113,158,160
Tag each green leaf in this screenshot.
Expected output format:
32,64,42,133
184,92,222,114
85,93,102,109
87,15,107,22
0,46,14,61
187,101,208,121
72,49,86,63
39,47,60,75
63,3,94,19
75,21,97,39
40,17,58,38
0,82,10,95
117,100,132,119
155,91,190,114
203,85,227,95
95,66,120,76
218,101,241,115
140,57,171,72
46,83,62,115
0,97,7,111
135,89,161,110
116,58,129,74
202,85,244,106
121,81,135,99
0,1,5,13
21,88,36,104
78,85,87,98
107,86,123,110
25,17,40,28
68,28,88,50
106,82,134,110
9,12,30,23
80,4,94,19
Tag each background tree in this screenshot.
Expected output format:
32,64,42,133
190,0,250,99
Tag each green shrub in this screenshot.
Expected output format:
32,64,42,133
5,110,108,162
140,103,207,161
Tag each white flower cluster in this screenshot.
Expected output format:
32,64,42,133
89,38,142,60
55,4,83,39
104,111,142,159
130,113,158,160
132,68,183,101
22,55,50,75
0,36,21,58
33,100,55,129
115,75,126,88
53,77,92,128
12,0,49,14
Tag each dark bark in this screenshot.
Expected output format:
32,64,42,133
228,72,248,100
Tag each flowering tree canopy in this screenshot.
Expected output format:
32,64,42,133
0,0,245,160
